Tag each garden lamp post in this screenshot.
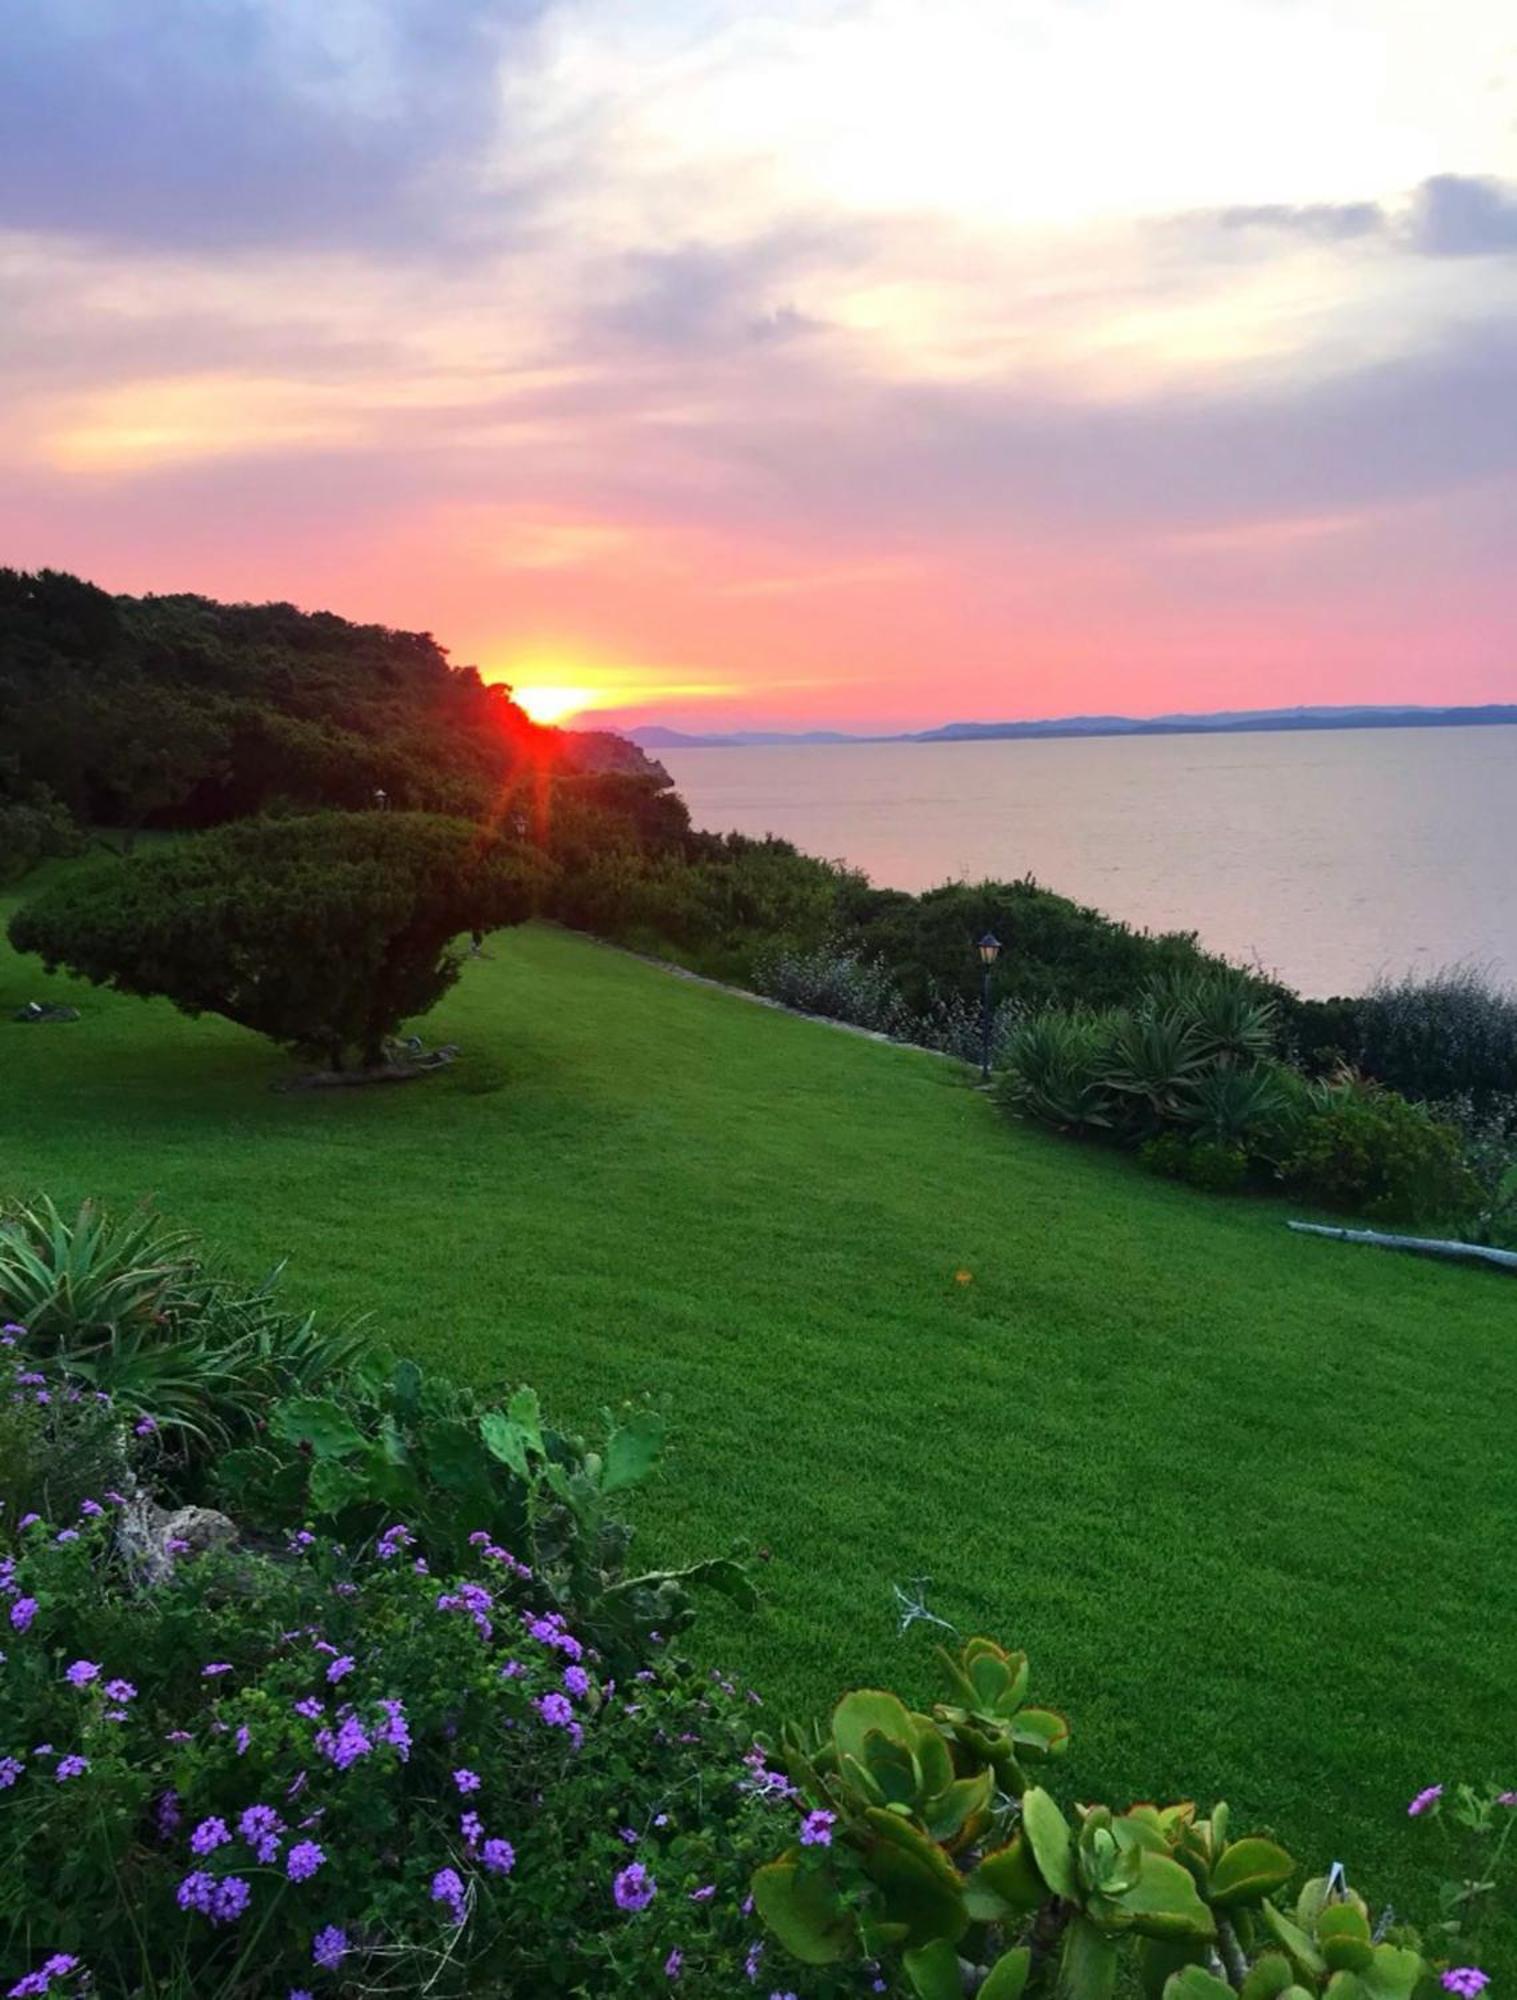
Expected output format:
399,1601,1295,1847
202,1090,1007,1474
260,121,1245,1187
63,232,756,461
977,932,1002,1082
373,787,389,811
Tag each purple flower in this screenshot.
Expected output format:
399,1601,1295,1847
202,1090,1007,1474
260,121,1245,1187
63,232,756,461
311,1926,347,1970
190,1816,231,1855
689,1884,716,1901
453,1767,481,1794
64,1659,100,1687
376,1698,411,1759
536,1692,573,1729
799,1808,836,1847
293,1697,324,1720
134,1415,157,1436
235,1724,252,1756
211,1877,251,1924
618,1827,639,1845
1408,1784,1444,1817
79,1499,103,1518
1442,1974,1489,1999
315,1715,372,1770
745,1940,764,1981
176,1871,216,1913
103,1678,136,1702
7,1957,84,2000
376,1523,413,1559
155,1790,182,1838
0,1757,23,1789
201,1662,232,1678
55,1755,88,1782
325,1655,354,1684
483,1837,515,1876
460,1810,483,1849
613,1862,657,1912
431,1866,467,1925
287,1840,325,1882
287,1529,316,1550
239,1804,282,1848
665,1947,684,1979
1498,1791,1517,1807
290,1992,314,2000
9,1598,37,1633
563,1664,590,1699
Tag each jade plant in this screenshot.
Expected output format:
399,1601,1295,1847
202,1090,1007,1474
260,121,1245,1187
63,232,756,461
753,1639,1436,2000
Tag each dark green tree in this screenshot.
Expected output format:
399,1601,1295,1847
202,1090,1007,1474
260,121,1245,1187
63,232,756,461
8,813,550,1071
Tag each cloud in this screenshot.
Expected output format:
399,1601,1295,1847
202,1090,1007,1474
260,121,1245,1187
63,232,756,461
0,0,547,251
1408,175,1517,257
1215,201,1386,243
1201,176,1517,260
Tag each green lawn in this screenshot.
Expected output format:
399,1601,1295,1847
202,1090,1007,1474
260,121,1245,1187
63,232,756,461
4,882,1514,1933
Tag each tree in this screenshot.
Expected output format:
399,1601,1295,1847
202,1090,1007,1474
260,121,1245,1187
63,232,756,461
8,813,551,1071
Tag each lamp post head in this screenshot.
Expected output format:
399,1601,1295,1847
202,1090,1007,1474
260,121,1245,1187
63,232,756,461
977,932,1002,967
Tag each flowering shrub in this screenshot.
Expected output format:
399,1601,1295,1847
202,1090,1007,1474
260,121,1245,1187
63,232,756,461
0,1496,875,1999
0,1330,132,1526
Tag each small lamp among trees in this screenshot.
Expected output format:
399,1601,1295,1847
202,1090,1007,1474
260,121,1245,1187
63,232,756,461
8,812,551,1077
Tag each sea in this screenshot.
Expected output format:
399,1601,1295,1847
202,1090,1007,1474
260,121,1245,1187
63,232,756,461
659,724,1517,998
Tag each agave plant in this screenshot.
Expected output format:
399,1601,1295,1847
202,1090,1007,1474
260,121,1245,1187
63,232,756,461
0,1197,366,1444
1174,1064,1293,1150
1146,974,1279,1068
998,1013,1120,1134
1098,1010,1208,1129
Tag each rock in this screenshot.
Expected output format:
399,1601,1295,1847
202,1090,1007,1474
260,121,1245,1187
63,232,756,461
118,1492,239,1585
12,1001,80,1023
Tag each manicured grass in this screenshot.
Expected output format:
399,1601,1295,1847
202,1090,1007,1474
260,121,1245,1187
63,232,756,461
4,879,1514,1932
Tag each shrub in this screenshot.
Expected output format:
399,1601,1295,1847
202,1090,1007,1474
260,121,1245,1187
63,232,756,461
1281,1084,1482,1224
1355,966,1517,1112
1421,1092,1517,1246
913,989,1022,1066
756,943,912,1036
7,812,550,1071
1138,1133,1249,1194
752,1635,1438,2000
997,1013,1120,1134
0,1487,864,2000
211,1365,756,1673
0,782,83,885
836,877,1241,1017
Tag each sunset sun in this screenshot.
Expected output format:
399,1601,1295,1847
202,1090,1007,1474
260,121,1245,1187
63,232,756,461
512,683,597,725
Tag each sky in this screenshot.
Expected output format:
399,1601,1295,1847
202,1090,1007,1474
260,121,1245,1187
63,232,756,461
2,1,1515,732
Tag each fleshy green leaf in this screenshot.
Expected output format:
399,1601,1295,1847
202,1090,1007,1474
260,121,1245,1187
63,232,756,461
1023,1786,1078,1901
751,1858,852,1965
1211,1838,1297,1908
903,1939,963,2000
269,1395,364,1458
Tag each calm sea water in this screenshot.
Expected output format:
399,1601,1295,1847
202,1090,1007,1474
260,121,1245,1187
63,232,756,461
661,725,1517,998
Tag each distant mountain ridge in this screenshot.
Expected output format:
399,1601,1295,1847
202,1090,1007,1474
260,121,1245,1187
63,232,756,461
632,704,1517,749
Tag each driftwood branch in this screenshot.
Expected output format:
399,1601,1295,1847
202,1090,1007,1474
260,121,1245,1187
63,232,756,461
1288,1220,1517,1275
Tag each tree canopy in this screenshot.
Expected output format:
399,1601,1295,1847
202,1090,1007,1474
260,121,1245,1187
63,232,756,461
0,568,665,849
8,813,551,1070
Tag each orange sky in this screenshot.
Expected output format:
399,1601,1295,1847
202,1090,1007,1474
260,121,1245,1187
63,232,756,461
2,1,1515,731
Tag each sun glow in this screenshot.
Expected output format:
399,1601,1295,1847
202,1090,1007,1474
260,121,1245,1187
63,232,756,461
513,684,599,725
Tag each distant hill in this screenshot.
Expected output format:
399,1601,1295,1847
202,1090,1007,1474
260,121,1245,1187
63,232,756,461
632,703,1517,749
